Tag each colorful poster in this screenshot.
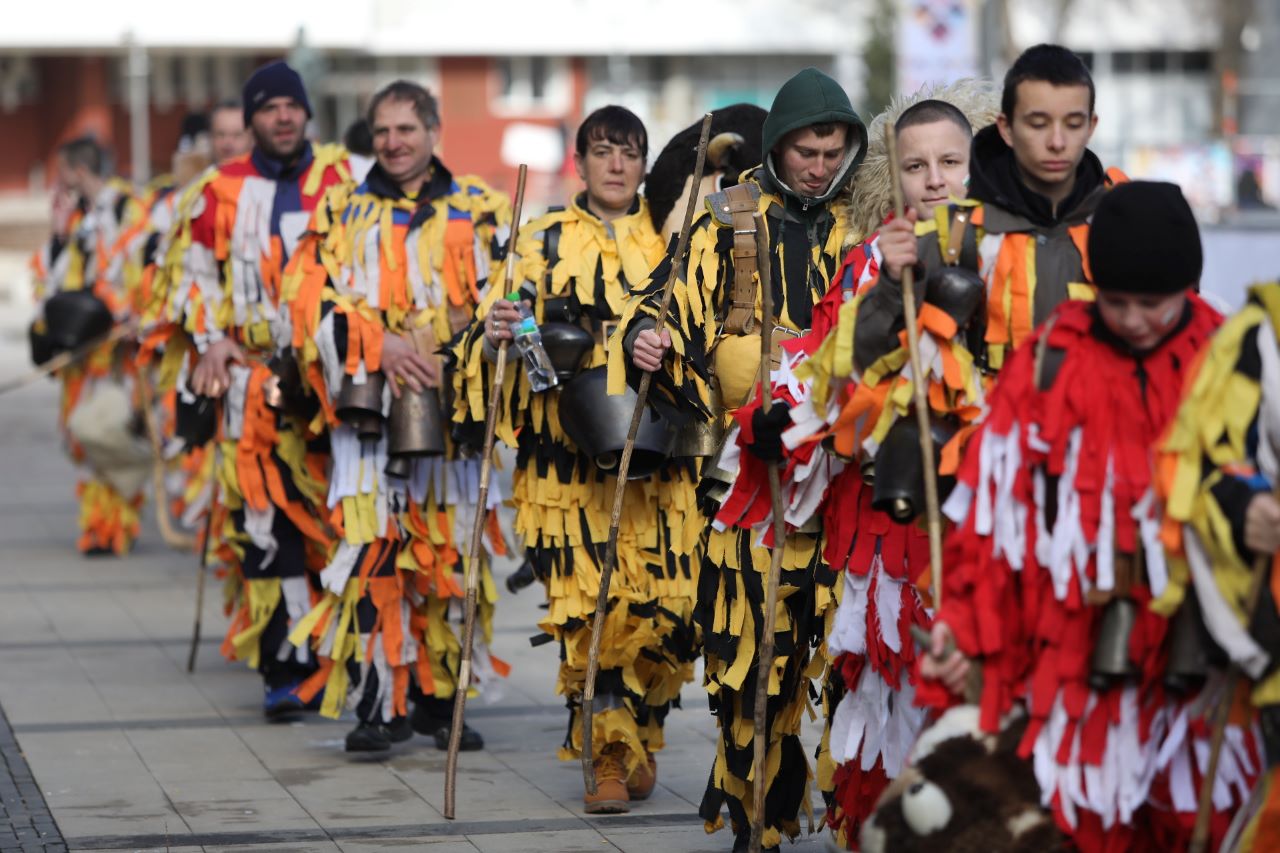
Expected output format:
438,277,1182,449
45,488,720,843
896,0,978,94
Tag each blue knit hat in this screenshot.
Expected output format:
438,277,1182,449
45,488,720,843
242,61,312,125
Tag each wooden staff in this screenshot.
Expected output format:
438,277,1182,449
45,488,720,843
444,163,527,820
136,371,198,551
0,322,135,396
885,122,944,608
747,212,786,853
580,113,714,794
187,447,220,672
1189,528,1275,852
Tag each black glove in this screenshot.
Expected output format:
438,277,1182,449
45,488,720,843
747,402,791,463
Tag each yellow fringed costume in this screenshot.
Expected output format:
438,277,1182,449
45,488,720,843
281,160,511,729
610,154,858,844
452,194,700,777
1160,282,1280,851
32,177,149,555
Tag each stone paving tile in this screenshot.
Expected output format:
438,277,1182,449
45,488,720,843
466,828,617,853
337,838,478,853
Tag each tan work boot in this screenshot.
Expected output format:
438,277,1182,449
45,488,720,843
583,745,630,814
626,751,657,801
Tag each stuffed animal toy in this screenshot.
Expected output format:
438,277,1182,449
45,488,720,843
860,706,1064,853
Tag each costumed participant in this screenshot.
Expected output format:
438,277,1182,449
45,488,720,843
452,105,696,812
720,84,997,850
143,60,350,718
614,68,868,851
283,80,510,753
1160,280,1280,851
30,135,150,555
919,182,1258,851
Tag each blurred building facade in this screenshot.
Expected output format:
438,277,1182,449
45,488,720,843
1,0,1278,221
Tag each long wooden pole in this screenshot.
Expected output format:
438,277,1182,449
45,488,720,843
884,123,944,608
187,447,219,672
444,164,528,820
747,213,785,853
1189,533,1275,852
581,113,714,794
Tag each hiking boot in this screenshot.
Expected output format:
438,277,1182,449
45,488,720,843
386,715,413,744
626,752,657,801
344,721,392,753
583,745,630,814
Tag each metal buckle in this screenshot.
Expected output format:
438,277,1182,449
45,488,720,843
600,319,617,346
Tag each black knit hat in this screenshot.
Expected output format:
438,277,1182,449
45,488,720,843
242,61,312,126
1088,181,1202,293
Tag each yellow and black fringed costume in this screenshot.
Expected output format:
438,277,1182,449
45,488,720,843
282,161,511,726
610,167,854,847
452,194,700,777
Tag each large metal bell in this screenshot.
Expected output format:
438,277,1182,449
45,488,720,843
923,265,987,329
335,373,385,441
387,386,445,459
42,289,113,353
175,390,217,448
539,321,594,382
871,415,956,523
1164,590,1212,694
558,366,675,479
264,350,306,415
673,415,725,459
384,454,414,480
1089,597,1139,690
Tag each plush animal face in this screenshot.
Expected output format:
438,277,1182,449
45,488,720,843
860,707,1062,853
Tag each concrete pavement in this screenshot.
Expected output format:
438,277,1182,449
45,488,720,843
0,336,833,853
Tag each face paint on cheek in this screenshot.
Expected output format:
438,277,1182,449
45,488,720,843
1160,305,1179,326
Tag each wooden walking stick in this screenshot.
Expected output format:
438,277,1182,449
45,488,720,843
747,212,786,853
444,163,528,821
187,447,219,673
136,371,198,551
1189,516,1276,852
885,122,945,609
581,113,713,794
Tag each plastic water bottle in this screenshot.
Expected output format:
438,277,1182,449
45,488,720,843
509,294,558,392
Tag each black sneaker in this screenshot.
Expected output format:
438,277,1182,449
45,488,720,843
732,832,778,853
344,721,392,753
263,683,306,721
410,703,484,751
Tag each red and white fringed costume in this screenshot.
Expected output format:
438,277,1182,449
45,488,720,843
923,295,1261,851
715,222,991,847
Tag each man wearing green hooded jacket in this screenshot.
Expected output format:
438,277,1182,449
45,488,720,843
612,67,867,852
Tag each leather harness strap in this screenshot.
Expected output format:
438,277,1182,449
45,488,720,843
722,183,761,335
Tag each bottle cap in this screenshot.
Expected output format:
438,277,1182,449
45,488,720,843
506,292,520,302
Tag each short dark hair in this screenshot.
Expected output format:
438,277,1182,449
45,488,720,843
210,98,243,119
575,105,648,160
367,80,441,131
895,99,973,137
1001,44,1095,118
343,119,374,156
58,135,107,176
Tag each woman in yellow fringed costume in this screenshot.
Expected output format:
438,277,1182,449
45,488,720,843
32,136,150,556
282,80,511,753
613,70,867,851
452,106,699,814
1160,281,1280,851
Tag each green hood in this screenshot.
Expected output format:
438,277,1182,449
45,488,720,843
761,67,868,208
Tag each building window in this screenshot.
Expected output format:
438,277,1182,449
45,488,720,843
492,57,570,115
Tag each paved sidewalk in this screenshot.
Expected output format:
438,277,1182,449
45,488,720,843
0,339,833,853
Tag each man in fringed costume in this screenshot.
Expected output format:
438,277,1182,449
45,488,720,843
716,81,998,849
452,105,698,813
282,80,510,753
919,182,1259,852
613,69,867,850
31,136,150,555
1160,280,1280,851
143,61,350,718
